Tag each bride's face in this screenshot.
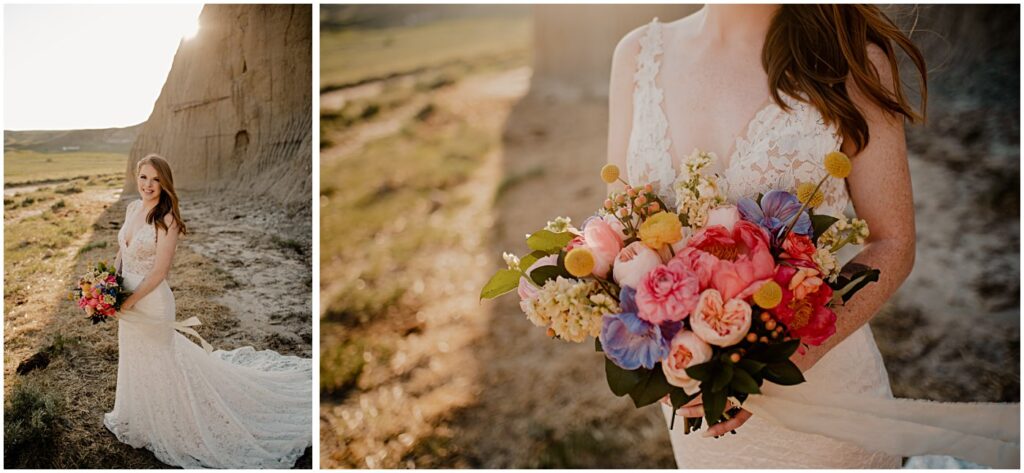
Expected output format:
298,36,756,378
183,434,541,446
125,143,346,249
137,163,162,202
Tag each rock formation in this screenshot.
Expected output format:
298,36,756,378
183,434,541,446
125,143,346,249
126,4,311,206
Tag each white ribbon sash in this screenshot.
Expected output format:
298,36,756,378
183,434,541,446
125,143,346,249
118,311,215,354
742,383,1020,468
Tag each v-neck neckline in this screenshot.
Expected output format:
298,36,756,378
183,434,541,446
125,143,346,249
124,201,150,249
650,18,782,174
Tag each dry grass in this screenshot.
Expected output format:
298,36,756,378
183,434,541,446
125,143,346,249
4,150,127,186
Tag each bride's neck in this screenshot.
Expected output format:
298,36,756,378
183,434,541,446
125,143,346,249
697,5,779,47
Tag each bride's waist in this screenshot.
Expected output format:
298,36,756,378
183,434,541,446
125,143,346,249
121,271,169,291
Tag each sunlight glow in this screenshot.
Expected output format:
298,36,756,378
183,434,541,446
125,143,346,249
4,4,205,131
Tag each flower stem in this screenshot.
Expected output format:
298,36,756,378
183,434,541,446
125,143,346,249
779,176,827,242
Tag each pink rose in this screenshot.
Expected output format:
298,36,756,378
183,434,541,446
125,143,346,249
584,218,624,278
517,254,558,307
565,234,586,252
781,232,816,263
706,205,741,232
635,264,700,324
612,241,662,288
690,289,753,347
662,330,713,394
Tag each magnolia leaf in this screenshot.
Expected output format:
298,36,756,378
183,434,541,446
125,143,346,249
810,214,840,241
518,250,548,272
730,368,761,394
605,358,645,397
684,360,716,382
711,362,734,392
595,337,603,353
628,364,674,408
763,360,806,386
529,265,563,286
832,268,881,304
526,230,575,254
751,339,801,363
702,387,728,425
480,269,521,300
737,358,766,373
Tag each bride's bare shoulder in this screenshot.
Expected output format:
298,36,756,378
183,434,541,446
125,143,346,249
612,12,703,66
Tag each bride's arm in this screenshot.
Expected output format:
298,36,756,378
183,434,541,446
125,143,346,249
119,215,180,311
606,27,642,192
793,44,917,371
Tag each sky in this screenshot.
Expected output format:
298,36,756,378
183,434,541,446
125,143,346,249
4,4,204,131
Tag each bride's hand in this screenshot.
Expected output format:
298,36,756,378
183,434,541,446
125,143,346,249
120,297,136,312
662,396,753,437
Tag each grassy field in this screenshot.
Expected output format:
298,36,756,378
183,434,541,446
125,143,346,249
4,150,127,186
320,15,530,89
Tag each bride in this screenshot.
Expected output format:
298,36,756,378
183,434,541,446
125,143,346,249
104,154,311,468
608,5,1017,468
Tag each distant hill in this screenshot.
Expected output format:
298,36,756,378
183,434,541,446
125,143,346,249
4,123,143,154
321,4,528,30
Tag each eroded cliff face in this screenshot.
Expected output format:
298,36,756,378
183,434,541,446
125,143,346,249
126,4,311,206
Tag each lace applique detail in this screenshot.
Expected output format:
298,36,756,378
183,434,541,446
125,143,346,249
119,200,159,276
724,94,850,217
626,19,677,208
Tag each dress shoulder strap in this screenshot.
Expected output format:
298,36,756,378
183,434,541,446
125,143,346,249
626,18,676,207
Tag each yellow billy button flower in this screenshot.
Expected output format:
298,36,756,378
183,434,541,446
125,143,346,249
600,164,620,184
564,247,596,277
824,151,852,179
796,182,825,208
638,211,682,250
753,281,783,309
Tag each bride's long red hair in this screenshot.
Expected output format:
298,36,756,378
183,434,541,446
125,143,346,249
763,5,928,153
137,154,188,237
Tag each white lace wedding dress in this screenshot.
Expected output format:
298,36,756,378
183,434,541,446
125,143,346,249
627,19,1019,469
103,199,312,469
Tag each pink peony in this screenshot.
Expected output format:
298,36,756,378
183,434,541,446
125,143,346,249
635,264,700,324
612,241,662,288
771,265,837,346
690,289,753,347
705,205,741,232
662,330,713,394
584,219,624,278
675,220,775,300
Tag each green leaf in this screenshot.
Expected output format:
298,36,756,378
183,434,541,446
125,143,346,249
669,387,696,410
711,362,734,392
752,339,801,363
627,364,674,408
763,360,806,386
526,230,575,254
737,358,766,373
832,268,881,304
595,337,603,353
529,265,563,286
701,387,727,425
605,358,645,397
810,214,839,240
684,360,716,382
480,269,521,300
729,368,761,394
518,250,548,272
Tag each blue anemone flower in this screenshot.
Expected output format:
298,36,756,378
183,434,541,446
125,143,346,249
737,190,812,238
600,286,670,370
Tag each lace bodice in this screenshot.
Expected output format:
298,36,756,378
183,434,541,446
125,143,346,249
118,200,158,276
626,18,851,218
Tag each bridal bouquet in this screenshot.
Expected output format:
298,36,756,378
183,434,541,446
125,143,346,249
70,261,131,324
481,149,879,433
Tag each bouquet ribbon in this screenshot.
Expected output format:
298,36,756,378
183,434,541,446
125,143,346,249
743,383,1020,468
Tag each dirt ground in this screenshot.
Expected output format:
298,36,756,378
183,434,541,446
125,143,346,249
3,180,312,468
